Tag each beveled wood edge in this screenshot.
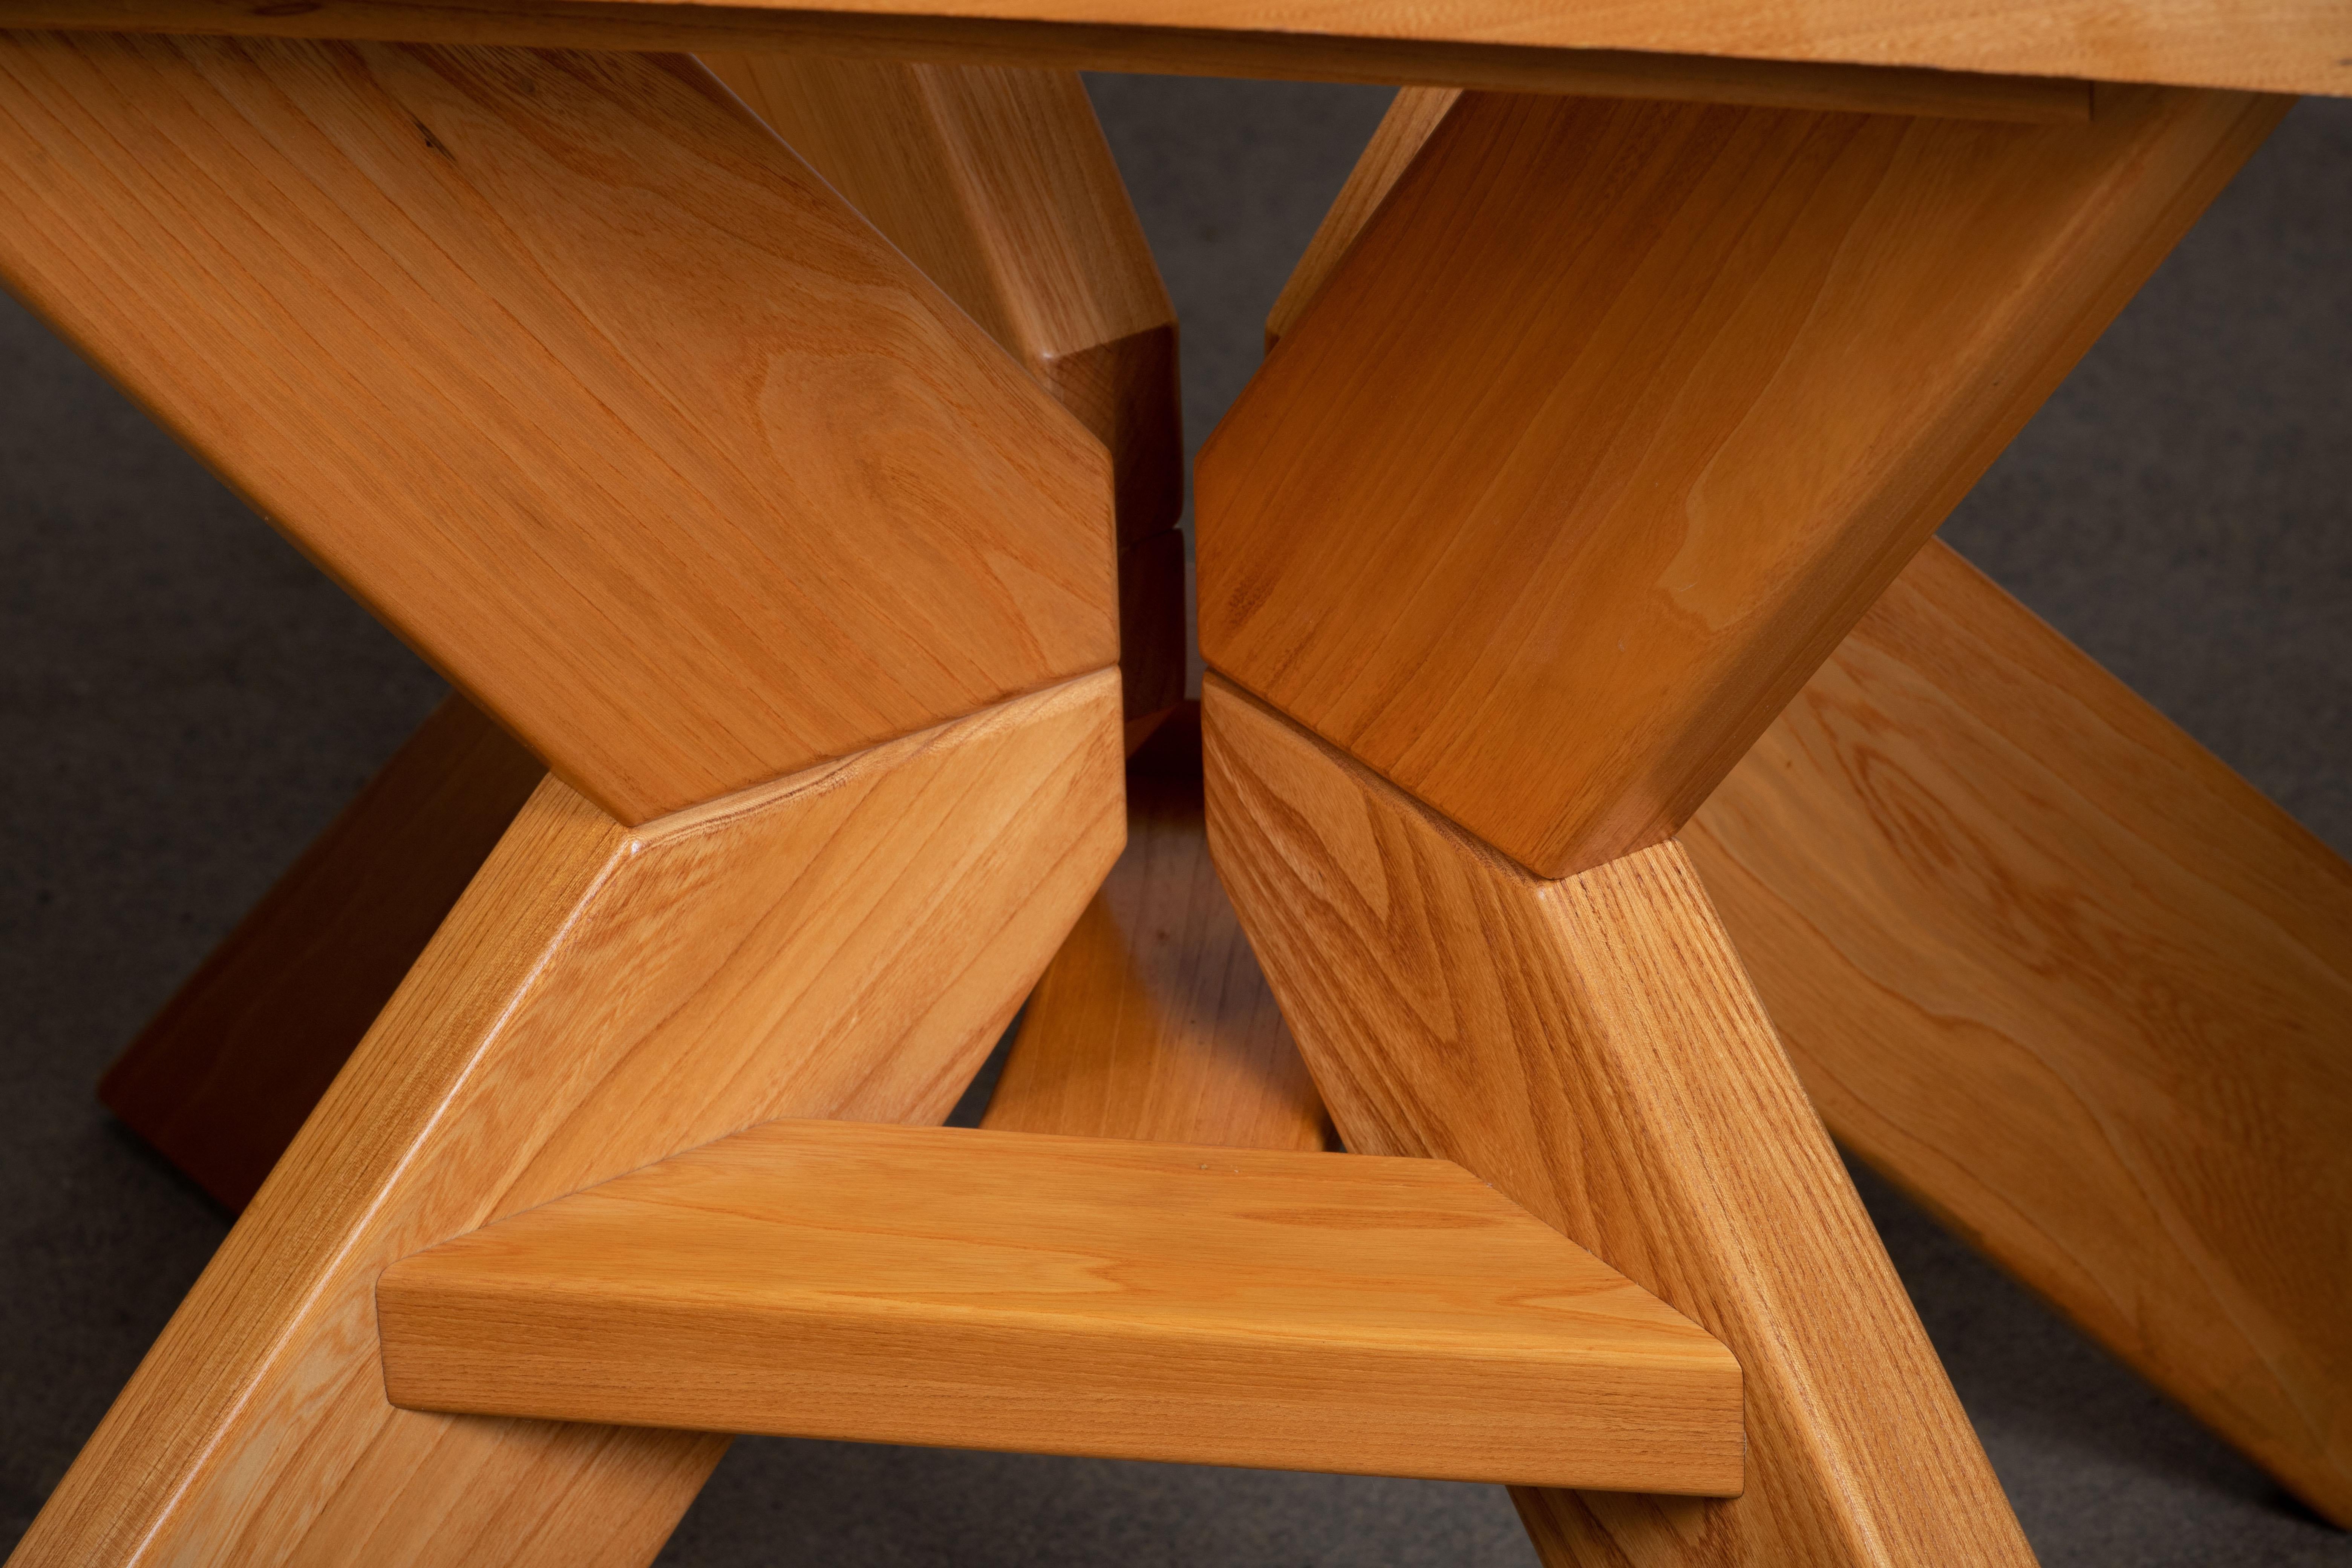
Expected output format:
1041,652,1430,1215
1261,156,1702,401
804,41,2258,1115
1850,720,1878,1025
375,1116,1745,1494
2,3,2093,122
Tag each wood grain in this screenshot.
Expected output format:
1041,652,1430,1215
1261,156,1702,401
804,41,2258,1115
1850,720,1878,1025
1688,539,2352,1527
1202,675,2034,1566
987,704,1328,1151
1266,82,2349,1519
0,32,1115,826
11,671,1124,1568
698,52,1184,721
0,0,2120,119
1200,84,2285,879
1263,86,1458,352
698,52,1180,548
380,1117,1742,1491
98,695,541,1213
90,42,1175,1231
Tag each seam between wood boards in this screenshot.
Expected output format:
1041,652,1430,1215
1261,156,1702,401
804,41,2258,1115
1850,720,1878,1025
1200,665,1679,884
619,663,1124,835
349,664,1127,1255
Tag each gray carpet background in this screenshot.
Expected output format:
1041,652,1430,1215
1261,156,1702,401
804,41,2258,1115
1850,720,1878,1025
2,74,2346,1567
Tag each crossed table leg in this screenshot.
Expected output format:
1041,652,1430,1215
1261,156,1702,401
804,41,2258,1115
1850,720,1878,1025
4,33,2345,1568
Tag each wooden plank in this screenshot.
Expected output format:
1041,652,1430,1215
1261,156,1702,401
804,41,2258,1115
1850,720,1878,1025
697,53,1186,727
0,3,2115,119
97,696,541,1213
1200,84,2284,879
10,671,1125,1568
1686,538,2352,1527
1203,674,2035,1566
380,1117,1743,1491
0,33,1115,827
1270,80,2350,1520
987,704,1328,1151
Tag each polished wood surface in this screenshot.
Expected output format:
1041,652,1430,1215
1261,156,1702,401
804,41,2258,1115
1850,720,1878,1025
381,1117,1743,1491
1202,84,2284,880
988,706,1328,1151
99,695,541,1212
700,51,1184,726
1262,85,1456,352
92,44,1180,1233
1203,676,2034,1566
1269,91,2347,1515
10,672,1124,1568
0,2,2114,118
0,33,1114,827
1689,539,2352,1527
698,53,1180,548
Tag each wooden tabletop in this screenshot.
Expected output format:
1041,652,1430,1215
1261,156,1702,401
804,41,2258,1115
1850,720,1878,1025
2,0,2341,107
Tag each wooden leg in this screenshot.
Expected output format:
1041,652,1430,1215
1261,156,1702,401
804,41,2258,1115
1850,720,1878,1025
0,34,1129,1568
1688,539,2352,1526
1202,81,2282,1564
0,35,1115,828
15,672,1124,1568
1280,86,2351,1525
701,51,1188,735
87,45,1181,1206
1205,679,2028,1564
98,695,541,1212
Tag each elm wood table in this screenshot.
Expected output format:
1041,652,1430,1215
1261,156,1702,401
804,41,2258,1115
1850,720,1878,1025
2,9,2347,1568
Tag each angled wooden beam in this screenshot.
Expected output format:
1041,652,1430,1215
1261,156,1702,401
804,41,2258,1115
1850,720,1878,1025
80,40,1173,1222
699,51,1185,732
985,704,1330,1152
0,32,1114,827
14,671,1125,1568
96,696,541,1213
1263,86,1458,353
1687,539,2352,1527
1205,678,2029,1563
4,33,1137,1568
1203,83,2286,881
1265,86,2352,1525
698,53,1177,544
378,1117,1744,1491
1190,77,2281,1568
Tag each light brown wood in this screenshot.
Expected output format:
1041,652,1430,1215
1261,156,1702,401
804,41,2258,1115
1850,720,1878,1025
380,1116,1744,1491
1687,538,2352,1527
698,52,1181,549
1263,86,1457,352
0,1,2116,120
1202,674,2034,1566
0,32,1114,827
11,671,1124,1568
98,695,541,1212
1271,87,2350,1519
1201,84,2284,879
988,704,1327,1151
89,43,1178,1229
698,52,1184,726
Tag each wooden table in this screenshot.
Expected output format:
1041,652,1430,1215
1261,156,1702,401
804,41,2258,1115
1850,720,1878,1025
2,8,2346,1566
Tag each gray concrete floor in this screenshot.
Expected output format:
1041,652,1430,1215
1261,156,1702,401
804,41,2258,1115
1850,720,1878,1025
2,74,2347,1568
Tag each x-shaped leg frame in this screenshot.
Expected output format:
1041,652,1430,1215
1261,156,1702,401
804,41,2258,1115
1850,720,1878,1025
2,34,2341,1568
